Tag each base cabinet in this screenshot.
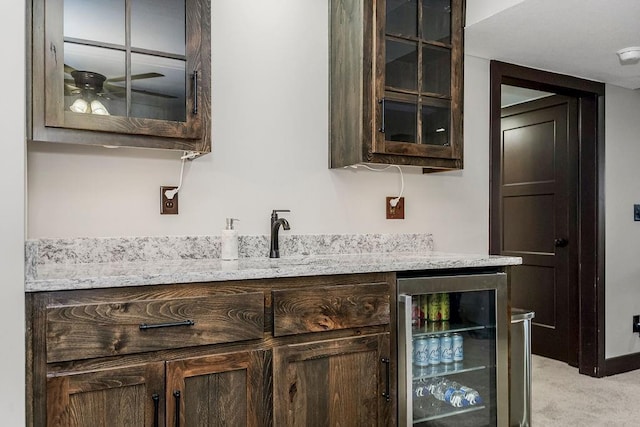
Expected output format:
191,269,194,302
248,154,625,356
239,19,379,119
167,350,272,426
45,350,270,427
47,362,165,426
273,334,391,427
27,273,394,426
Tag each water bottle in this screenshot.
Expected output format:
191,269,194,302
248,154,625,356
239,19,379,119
432,379,468,408
413,384,430,398
459,385,483,405
424,377,440,395
413,379,436,414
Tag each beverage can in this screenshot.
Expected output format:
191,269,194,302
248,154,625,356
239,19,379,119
420,295,429,326
427,336,441,365
428,294,441,322
440,293,450,321
440,334,453,364
412,297,419,327
452,333,464,362
412,337,430,366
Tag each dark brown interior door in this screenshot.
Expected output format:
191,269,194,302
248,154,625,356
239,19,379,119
499,95,578,365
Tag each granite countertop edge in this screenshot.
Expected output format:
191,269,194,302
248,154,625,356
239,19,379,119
25,252,523,292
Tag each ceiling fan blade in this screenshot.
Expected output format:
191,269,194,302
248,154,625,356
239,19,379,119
130,87,177,99
106,72,165,83
64,64,77,75
101,84,126,98
103,82,177,99
64,84,81,95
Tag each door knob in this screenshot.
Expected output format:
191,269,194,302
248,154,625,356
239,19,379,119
554,238,569,247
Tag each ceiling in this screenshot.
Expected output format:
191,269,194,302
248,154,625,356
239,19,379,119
465,0,640,90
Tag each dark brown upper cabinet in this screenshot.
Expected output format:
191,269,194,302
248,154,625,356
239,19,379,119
29,0,211,152
330,0,464,170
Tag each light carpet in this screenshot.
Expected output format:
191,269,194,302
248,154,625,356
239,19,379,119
531,355,640,426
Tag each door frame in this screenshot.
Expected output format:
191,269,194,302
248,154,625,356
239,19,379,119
489,61,606,377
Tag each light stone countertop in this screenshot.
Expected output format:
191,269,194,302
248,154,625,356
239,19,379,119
26,251,522,292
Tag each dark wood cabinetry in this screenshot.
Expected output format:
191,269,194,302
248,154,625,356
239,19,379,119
273,333,391,427
28,0,211,152
47,362,165,426
166,350,272,426
27,273,394,426
329,0,465,170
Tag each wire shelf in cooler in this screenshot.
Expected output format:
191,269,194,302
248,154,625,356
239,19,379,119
413,403,486,424
412,323,491,338
412,361,486,381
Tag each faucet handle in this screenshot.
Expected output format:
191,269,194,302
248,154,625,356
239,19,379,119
271,209,290,219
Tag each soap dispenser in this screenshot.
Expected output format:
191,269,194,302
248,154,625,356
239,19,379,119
221,218,239,260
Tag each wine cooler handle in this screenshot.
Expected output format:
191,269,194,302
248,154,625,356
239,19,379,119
173,390,181,427
381,358,391,402
398,294,413,426
152,393,159,427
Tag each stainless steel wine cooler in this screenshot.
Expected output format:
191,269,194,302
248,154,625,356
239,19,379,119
397,272,509,426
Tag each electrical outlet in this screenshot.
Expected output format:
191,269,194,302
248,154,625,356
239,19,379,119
634,315,640,333
386,196,405,219
160,186,178,215
634,204,640,221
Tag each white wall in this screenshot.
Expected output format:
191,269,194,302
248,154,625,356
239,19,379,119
604,84,640,359
465,0,526,26
28,0,492,255
1,0,25,424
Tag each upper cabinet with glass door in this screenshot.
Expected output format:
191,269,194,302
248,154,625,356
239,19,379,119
330,0,464,169
29,0,211,152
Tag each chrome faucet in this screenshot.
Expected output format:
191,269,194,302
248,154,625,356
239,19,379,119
270,210,290,258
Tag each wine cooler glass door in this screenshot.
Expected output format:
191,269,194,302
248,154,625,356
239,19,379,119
397,273,508,426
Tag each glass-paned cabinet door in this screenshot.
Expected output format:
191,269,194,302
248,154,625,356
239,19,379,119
37,0,209,144
376,0,461,160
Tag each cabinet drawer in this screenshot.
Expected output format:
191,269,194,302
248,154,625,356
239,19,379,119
46,292,264,363
272,282,390,337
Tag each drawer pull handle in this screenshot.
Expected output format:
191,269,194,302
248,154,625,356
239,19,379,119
139,320,195,330
152,393,160,427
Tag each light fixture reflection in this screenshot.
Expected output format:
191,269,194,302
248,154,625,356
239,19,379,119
67,71,110,115
69,98,110,115
69,98,89,113
90,100,110,115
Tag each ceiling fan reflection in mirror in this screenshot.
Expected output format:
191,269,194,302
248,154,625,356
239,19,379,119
64,64,176,115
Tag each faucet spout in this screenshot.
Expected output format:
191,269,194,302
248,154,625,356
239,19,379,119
270,210,291,258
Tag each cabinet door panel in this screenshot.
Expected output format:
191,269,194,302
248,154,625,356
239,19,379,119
167,350,272,427
273,334,391,427
46,362,164,427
